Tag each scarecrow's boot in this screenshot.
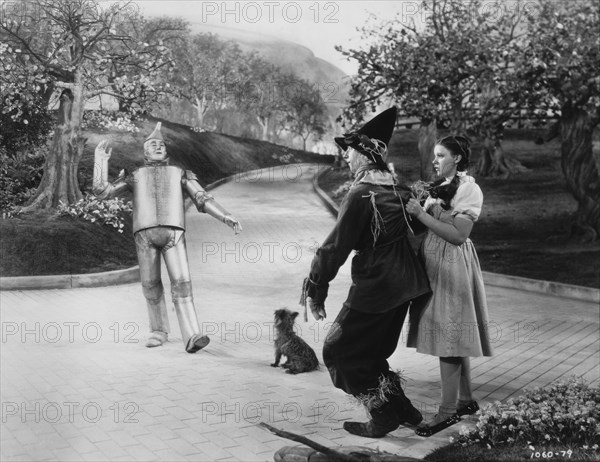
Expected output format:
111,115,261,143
343,401,400,438
388,374,423,426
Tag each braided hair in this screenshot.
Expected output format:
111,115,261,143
428,135,471,210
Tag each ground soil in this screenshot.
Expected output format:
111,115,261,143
318,128,599,289
0,209,138,276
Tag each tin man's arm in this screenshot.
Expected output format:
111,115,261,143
93,140,130,199
183,171,242,234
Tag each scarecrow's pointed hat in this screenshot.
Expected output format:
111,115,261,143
145,122,164,141
335,107,397,169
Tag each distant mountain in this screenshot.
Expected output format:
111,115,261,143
188,23,350,122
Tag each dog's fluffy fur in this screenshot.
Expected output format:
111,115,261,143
271,308,319,374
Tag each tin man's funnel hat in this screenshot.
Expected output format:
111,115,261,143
335,107,397,170
145,122,164,141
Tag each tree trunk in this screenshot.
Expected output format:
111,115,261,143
476,133,528,177
256,116,269,141
450,96,463,133
23,77,86,210
117,97,129,113
559,105,600,241
418,119,437,180
216,113,225,133
194,94,207,128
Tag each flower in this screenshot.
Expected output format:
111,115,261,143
57,195,132,232
451,376,599,450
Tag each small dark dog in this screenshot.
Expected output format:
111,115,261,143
271,308,319,374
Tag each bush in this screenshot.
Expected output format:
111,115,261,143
270,152,295,164
0,145,46,214
57,194,133,233
0,100,54,155
82,110,140,133
451,377,600,453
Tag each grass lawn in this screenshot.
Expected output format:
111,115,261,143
318,127,600,288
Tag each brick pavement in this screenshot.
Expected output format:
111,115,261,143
1,164,598,461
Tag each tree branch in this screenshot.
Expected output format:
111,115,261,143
258,423,363,462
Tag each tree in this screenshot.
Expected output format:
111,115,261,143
237,59,293,142
108,15,189,115
172,33,253,130
280,76,328,151
336,18,436,180
0,42,53,155
465,2,540,177
336,0,532,179
521,0,600,240
0,0,178,209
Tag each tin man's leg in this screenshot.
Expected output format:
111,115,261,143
163,230,209,353
135,230,170,347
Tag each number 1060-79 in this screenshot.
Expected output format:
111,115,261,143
530,450,573,459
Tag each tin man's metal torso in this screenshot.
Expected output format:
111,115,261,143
93,130,237,353
131,165,186,232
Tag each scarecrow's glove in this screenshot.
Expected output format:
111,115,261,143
308,298,326,321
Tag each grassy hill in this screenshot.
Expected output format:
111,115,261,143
0,117,333,277
81,117,330,185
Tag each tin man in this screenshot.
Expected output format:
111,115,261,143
93,122,242,353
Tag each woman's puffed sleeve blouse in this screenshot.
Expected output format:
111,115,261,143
450,175,483,222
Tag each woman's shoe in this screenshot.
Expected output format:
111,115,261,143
415,413,460,437
456,400,479,417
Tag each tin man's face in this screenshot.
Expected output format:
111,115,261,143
144,139,167,162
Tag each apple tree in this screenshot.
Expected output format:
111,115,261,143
521,0,600,240
0,0,179,209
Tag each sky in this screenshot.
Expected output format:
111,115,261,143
133,1,419,75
